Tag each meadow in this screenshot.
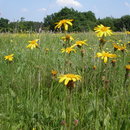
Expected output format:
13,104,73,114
0,30,130,130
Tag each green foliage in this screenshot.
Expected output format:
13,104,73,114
121,15,130,30
44,7,97,32
1,8,130,32
0,18,9,32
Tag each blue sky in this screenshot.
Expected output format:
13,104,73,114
0,0,130,21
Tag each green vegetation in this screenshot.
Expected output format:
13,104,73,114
0,32,129,129
1,7,130,32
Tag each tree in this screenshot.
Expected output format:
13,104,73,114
44,7,97,32
120,15,130,31
0,18,9,32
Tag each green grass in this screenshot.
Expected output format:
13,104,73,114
0,32,130,130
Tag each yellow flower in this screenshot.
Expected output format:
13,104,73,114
61,47,76,54
51,70,58,76
72,40,87,48
94,24,113,37
96,51,117,63
26,39,39,49
4,54,14,61
61,35,74,41
125,65,130,70
126,31,130,35
58,74,81,86
55,19,74,31
113,43,126,51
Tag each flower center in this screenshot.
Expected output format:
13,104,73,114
101,27,108,32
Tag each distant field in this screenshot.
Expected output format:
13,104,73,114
0,32,129,130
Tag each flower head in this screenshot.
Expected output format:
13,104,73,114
26,39,39,49
55,19,74,31
94,24,113,37
4,54,14,61
51,70,58,77
61,47,76,54
125,65,130,71
72,40,87,48
96,51,117,63
58,74,81,86
61,35,74,42
126,31,130,35
113,43,126,51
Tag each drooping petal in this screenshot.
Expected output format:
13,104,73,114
104,57,108,63
65,78,70,85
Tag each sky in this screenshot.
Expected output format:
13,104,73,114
0,0,130,22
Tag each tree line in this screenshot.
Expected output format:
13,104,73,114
0,7,130,33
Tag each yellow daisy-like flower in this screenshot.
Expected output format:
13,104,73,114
126,31,130,35
55,19,74,31
113,43,126,51
4,54,14,61
58,74,81,86
71,40,87,48
94,24,113,37
61,35,74,41
51,70,58,76
26,39,39,50
61,47,76,54
96,51,117,63
125,65,130,70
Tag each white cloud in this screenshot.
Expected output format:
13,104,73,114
124,2,130,8
56,0,82,7
21,8,28,13
37,8,47,12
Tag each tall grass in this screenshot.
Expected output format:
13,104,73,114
0,32,129,130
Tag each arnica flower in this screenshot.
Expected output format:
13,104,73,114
113,43,126,52
111,60,117,67
61,47,76,54
125,65,130,71
51,70,58,77
126,31,130,35
93,65,97,70
58,74,81,89
55,19,74,31
4,54,14,61
72,40,87,48
96,51,117,63
94,24,113,37
61,35,74,42
26,39,39,50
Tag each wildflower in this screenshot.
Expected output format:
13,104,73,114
58,74,81,87
125,65,130,71
113,43,126,52
94,24,113,37
51,70,58,77
124,65,130,84
26,39,39,49
96,51,117,63
55,19,74,31
61,35,74,42
61,47,76,54
111,60,116,67
72,40,87,48
126,31,130,35
98,37,107,49
4,54,14,61
93,65,97,70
